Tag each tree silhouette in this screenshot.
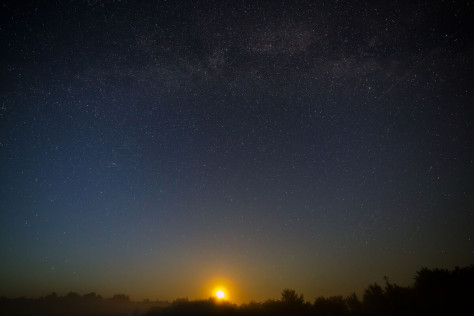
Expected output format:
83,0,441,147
278,289,308,315
414,265,474,315
280,288,304,306
111,294,130,302
345,293,363,315
1,266,473,316
363,283,385,315
313,295,349,316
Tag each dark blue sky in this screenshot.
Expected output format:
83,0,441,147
0,0,472,303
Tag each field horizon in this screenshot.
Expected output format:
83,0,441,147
1,265,473,315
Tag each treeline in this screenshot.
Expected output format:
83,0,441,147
0,292,167,316
148,265,474,315
1,265,473,316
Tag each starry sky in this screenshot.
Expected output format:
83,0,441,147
0,0,473,304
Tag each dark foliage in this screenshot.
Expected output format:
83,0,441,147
1,265,473,316
147,298,238,316
313,295,349,316
0,292,166,316
414,265,474,315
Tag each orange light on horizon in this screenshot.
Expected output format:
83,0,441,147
203,276,240,303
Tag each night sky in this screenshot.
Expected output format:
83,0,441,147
1,0,473,304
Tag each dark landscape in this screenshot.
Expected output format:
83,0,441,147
1,265,473,315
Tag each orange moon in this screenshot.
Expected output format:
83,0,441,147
216,290,225,299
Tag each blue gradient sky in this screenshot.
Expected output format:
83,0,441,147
1,0,472,304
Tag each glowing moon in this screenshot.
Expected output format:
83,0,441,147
216,290,225,299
